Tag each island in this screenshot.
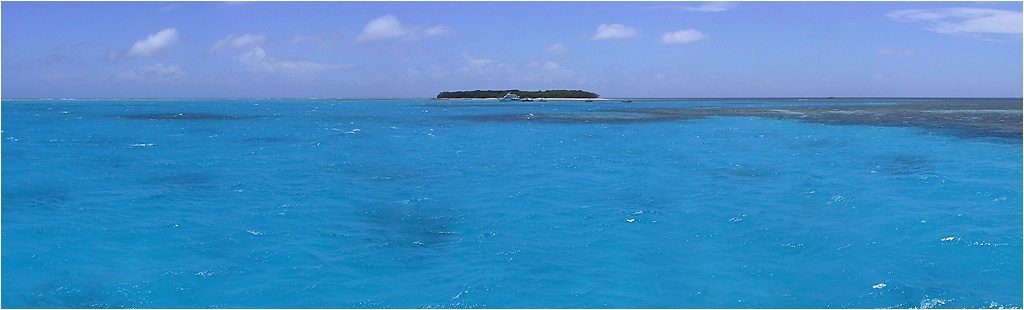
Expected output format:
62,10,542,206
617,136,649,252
436,89,600,100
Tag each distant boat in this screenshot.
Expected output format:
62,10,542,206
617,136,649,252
499,92,521,102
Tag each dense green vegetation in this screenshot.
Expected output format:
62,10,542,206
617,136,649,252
437,89,599,99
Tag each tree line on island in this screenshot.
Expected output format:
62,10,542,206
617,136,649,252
436,89,599,99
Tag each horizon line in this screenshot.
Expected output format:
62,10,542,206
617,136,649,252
3,96,1022,101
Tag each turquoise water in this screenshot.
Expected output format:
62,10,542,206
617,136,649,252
2,99,1021,308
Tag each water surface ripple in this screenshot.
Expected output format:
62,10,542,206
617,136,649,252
2,98,1020,308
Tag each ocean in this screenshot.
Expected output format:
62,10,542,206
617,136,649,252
2,98,1021,308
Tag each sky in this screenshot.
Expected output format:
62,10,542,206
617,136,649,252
2,1,1022,99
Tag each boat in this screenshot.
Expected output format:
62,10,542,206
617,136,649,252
498,92,521,102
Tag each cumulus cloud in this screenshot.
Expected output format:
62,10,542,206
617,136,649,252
682,2,737,12
523,60,574,83
354,14,452,43
460,53,521,81
211,33,266,52
355,15,451,43
529,60,569,74
116,63,187,82
159,4,178,12
888,8,1022,36
661,29,709,44
356,15,411,43
545,43,568,55
423,25,453,37
458,53,577,85
538,61,562,71
236,46,272,70
236,46,346,76
461,53,498,74
649,2,737,13
289,33,348,49
592,24,637,40
126,28,179,58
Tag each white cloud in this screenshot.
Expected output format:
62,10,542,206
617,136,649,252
682,2,737,12
237,46,272,71
236,46,345,76
457,54,579,85
649,2,737,13
159,4,178,12
536,61,563,71
211,33,266,52
290,33,347,49
126,28,178,58
523,60,574,83
592,24,637,40
460,53,521,80
356,14,411,43
461,53,497,74
888,8,1022,36
545,43,568,55
355,14,451,43
423,26,452,37
116,63,186,82
661,29,709,44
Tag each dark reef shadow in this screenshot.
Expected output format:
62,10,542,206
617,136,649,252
453,99,1022,141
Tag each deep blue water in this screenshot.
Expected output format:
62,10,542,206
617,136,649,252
2,99,1021,308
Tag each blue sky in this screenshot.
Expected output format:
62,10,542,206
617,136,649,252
2,1,1021,98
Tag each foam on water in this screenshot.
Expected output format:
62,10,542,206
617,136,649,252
2,99,1021,308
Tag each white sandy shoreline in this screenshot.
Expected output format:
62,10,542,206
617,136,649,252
433,97,610,101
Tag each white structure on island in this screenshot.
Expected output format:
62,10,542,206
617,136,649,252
498,92,521,102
